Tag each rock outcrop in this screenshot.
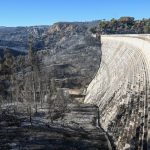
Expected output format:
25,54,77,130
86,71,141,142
85,34,150,150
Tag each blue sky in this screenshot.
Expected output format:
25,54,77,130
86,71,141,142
0,0,150,27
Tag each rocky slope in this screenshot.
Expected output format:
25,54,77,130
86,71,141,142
0,21,99,54
0,23,101,102
0,22,101,88
38,23,101,88
85,34,150,150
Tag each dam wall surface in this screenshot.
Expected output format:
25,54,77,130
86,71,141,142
85,34,150,150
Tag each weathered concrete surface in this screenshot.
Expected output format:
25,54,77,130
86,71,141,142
85,34,150,150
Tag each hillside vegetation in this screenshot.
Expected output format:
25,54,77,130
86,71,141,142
90,17,150,34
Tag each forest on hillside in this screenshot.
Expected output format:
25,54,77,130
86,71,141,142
90,17,150,34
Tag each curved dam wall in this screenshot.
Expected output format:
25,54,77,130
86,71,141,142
85,35,150,150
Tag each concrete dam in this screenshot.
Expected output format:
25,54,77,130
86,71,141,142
85,35,150,150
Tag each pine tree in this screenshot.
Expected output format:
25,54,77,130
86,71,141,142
3,48,15,102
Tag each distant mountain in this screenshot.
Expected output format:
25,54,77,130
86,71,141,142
0,26,50,52
0,22,101,87
0,21,100,54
